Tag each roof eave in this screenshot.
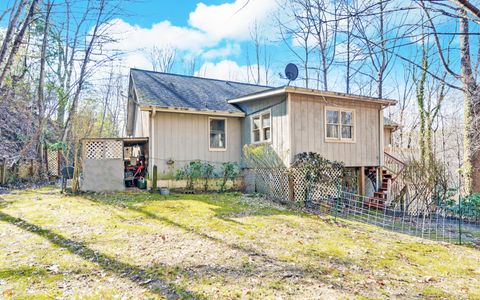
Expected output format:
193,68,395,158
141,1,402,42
284,86,397,106
227,86,398,106
139,105,245,117
227,87,287,103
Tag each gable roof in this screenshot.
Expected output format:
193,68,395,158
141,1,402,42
130,68,271,113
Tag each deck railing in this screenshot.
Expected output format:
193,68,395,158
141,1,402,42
384,152,407,207
384,146,419,162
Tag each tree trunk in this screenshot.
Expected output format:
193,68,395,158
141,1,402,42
459,9,480,194
35,0,52,179
0,0,38,88
0,0,26,67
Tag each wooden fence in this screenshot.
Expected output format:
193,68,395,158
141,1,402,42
0,147,62,185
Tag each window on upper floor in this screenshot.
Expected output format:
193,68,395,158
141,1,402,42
252,111,271,143
326,108,354,141
209,118,226,151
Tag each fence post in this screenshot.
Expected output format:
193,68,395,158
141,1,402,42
29,159,34,177
0,158,6,185
152,165,157,192
334,181,341,221
44,144,49,176
458,195,462,245
57,150,61,177
288,171,295,201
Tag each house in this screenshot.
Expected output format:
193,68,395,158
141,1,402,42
124,68,400,198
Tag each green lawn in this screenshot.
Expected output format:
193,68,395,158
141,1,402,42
0,188,479,299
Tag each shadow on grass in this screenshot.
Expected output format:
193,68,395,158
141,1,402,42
0,211,206,300
84,193,356,273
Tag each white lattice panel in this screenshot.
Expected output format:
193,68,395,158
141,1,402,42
251,167,344,203
47,149,59,176
105,140,123,159
85,141,104,159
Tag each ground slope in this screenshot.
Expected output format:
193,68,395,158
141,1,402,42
0,188,479,299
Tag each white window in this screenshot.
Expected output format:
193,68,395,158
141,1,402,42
325,108,354,141
209,118,226,151
251,111,271,143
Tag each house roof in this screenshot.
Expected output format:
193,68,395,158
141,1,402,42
130,68,272,114
228,86,397,106
384,116,400,128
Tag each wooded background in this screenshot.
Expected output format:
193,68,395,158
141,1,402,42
1,0,480,196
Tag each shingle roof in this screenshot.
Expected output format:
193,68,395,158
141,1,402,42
130,69,272,113
384,116,398,127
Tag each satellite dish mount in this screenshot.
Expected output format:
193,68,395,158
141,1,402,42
285,63,298,86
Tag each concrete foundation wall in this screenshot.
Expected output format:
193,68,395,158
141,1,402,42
82,159,124,192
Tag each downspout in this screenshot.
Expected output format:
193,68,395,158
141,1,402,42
287,93,292,167
378,106,385,190
150,108,156,177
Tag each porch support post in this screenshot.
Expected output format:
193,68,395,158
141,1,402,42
378,166,383,191
358,166,365,196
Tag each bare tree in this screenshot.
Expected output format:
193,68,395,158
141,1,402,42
182,57,196,76
278,0,315,88
308,0,340,90
61,0,122,142
146,45,176,73
34,0,53,178
419,0,480,193
0,0,39,88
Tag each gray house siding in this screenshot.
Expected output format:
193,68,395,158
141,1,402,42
149,111,242,177
236,95,290,166
289,93,383,167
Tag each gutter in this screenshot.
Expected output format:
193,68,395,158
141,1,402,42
228,86,397,107
139,105,246,117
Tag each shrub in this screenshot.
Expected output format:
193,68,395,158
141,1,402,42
219,162,239,192
202,163,214,192
242,144,285,169
451,193,480,218
291,152,344,207
175,160,203,190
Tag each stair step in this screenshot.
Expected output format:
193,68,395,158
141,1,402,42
365,197,385,209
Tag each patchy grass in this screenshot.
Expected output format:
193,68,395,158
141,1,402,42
1,188,480,299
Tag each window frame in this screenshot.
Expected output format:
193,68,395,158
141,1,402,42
208,117,227,151
324,107,355,143
250,109,272,144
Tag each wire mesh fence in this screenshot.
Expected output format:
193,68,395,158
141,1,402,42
247,168,480,246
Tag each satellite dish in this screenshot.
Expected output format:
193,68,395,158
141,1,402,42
285,63,298,83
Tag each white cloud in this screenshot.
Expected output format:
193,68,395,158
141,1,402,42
189,0,278,40
98,0,279,80
202,43,241,60
196,60,249,81
104,19,216,53
195,59,271,85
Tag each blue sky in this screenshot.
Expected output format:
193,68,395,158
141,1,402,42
120,0,230,28
0,0,473,99
101,0,287,85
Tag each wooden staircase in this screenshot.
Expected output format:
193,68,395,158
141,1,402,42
365,169,393,209
364,152,407,209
